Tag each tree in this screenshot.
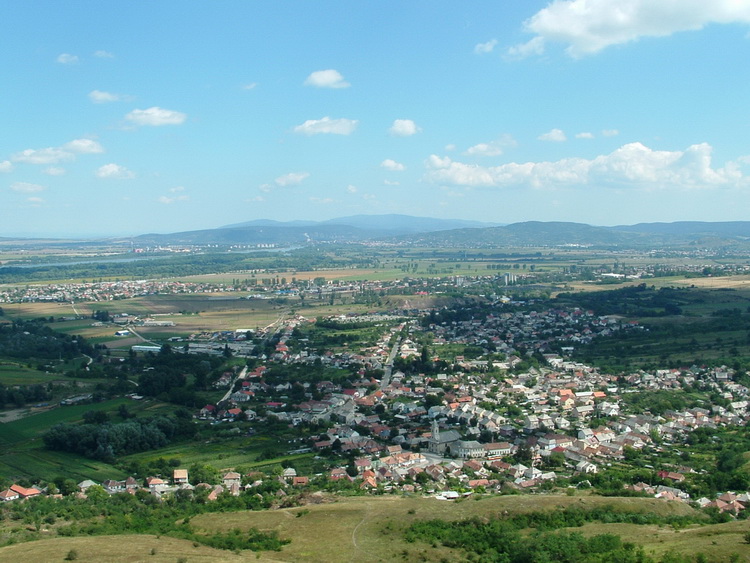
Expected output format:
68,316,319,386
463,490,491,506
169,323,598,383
83,410,109,424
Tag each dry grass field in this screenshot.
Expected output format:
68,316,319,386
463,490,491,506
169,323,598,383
2,495,746,562
0,534,248,563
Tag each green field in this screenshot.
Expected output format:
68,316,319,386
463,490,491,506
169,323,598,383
0,398,138,482
0,362,59,385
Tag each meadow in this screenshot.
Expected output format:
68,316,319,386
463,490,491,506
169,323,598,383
1,495,746,562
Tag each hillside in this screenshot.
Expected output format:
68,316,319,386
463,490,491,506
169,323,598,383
1,495,746,562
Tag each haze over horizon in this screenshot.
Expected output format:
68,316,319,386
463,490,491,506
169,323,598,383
4,1,750,238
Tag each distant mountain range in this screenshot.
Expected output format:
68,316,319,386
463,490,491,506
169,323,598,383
22,215,749,249
128,215,502,246
221,214,499,233
403,220,750,248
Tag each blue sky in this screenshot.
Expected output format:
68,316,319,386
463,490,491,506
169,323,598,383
3,1,750,237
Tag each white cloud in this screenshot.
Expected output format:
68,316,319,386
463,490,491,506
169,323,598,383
26,196,45,205
64,138,104,154
346,184,358,193
275,172,310,187
465,142,503,157
381,159,406,171
158,194,189,204
11,139,103,165
11,182,45,193
602,129,620,137
506,36,546,59
576,132,595,139
242,82,258,90
0,160,13,173
96,163,134,179
389,119,420,137
125,107,187,126
304,69,350,88
424,142,743,190
169,186,185,193
293,116,357,135
56,53,79,64
513,0,750,58
383,180,400,186
44,167,66,176
89,90,123,103
12,147,73,165
474,39,498,54
538,128,567,142
309,196,335,204
93,50,114,58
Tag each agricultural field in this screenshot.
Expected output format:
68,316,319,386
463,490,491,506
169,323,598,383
0,397,172,482
0,362,59,386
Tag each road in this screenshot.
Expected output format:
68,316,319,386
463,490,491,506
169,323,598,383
219,366,248,403
379,336,401,390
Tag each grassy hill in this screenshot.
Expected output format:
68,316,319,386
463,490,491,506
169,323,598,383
1,494,747,562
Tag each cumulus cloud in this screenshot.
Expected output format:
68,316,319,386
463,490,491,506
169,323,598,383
275,172,310,187
510,0,750,58
538,128,567,142
465,143,503,157
89,90,124,103
96,163,134,179
11,182,45,193
381,159,405,171
125,107,187,126
11,138,103,165
12,147,73,165
56,53,79,64
506,36,545,59
0,160,13,173
294,116,357,135
424,142,743,190
474,39,498,54
64,139,104,154
389,119,420,137
576,132,595,139
464,137,518,157
304,69,350,88
602,129,620,137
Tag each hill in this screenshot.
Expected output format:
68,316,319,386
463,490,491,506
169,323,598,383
401,220,750,249
1,495,745,562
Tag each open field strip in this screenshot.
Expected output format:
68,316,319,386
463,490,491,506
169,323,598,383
2,494,730,563
0,534,248,563
565,520,750,561
187,495,705,563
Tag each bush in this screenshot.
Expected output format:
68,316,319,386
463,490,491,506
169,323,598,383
65,549,78,561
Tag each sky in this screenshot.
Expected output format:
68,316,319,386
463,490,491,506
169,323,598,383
3,0,750,237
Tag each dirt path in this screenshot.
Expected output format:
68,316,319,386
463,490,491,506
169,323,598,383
0,408,31,423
